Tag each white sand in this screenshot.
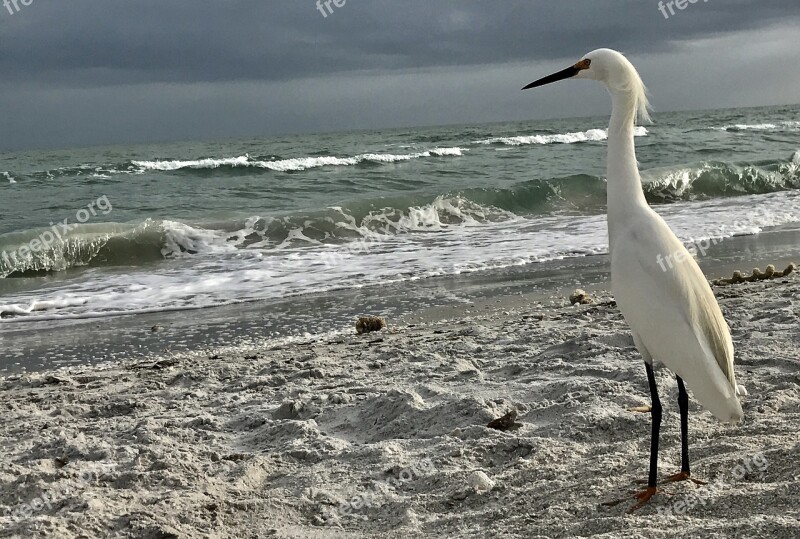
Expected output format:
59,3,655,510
1,275,799,538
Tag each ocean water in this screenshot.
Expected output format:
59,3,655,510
1,104,800,369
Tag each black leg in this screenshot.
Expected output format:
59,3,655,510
677,376,690,474
663,376,706,486
601,361,665,511
645,362,662,489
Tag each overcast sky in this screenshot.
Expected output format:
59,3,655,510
0,0,798,151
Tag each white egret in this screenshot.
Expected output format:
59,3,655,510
522,49,747,512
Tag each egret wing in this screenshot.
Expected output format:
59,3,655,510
611,210,742,422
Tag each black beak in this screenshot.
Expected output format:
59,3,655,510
521,65,581,90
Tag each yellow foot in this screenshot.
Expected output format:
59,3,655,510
664,471,707,486
601,487,662,513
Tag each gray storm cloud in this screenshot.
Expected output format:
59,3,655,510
0,0,798,150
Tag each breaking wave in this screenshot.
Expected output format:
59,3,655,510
715,121,800,132
131,148,467,172
3,151,799,279
476,127,648,146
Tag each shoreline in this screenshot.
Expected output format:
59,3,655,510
1,270,798,537
3,221,800,376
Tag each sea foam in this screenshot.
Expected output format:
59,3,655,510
475,127,648,146
132,148,467,173
716,121,800,132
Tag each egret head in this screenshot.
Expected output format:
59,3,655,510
522,48,651,124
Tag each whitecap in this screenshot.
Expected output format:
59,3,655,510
475,127,647,146
132,148,467,173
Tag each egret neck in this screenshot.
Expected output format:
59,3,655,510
606,90,648,253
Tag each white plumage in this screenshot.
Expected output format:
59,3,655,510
583,48,745,422
523,48,746,511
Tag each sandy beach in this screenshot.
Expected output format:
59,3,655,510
1,270,798,538
4,2,800,538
